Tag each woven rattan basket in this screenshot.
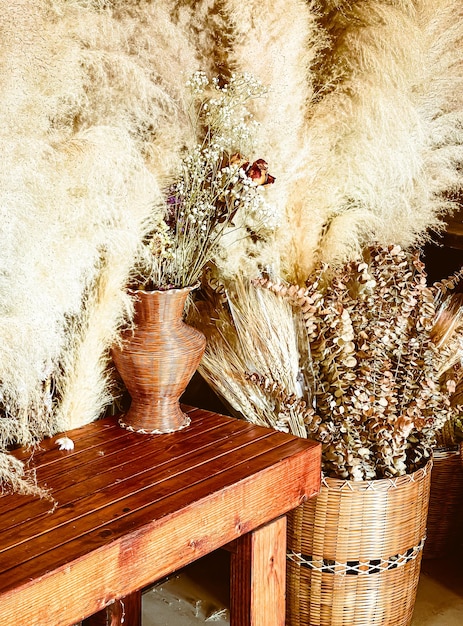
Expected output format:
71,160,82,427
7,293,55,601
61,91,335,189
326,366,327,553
423,446,463,559
286,460,432,626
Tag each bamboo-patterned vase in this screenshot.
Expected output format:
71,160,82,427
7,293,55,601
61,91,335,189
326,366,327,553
112,286,206,434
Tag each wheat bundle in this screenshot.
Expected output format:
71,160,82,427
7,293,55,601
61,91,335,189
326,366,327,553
190,274,315,439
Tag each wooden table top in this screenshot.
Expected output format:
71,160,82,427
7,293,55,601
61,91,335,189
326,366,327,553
0,406,321,625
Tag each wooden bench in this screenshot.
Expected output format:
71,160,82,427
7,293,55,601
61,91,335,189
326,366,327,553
0,406,321,626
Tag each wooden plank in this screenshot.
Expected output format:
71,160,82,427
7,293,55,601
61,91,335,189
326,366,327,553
0,421,271,566
230,516,287,626
9,417,121,464
0,414,247,532
34,411,239,483
0,433,308,575
0,439,318,585
0,437,319,626
0,409,234,521
8,407,217,475
33,412,236,489
7,406,202,466
0,411,321,626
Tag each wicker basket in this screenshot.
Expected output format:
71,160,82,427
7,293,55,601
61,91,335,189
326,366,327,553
423,446,463,559
286,461,432,626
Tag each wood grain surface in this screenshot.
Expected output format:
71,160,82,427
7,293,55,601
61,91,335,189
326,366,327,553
0,407,320,626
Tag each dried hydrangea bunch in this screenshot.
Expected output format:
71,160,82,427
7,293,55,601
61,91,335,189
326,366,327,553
132,71,277,290
256,245,461,480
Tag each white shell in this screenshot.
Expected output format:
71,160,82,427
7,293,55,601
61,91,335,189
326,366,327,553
56,437,75,451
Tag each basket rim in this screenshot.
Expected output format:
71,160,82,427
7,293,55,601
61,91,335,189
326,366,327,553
320,459,432,492
433,445,461,459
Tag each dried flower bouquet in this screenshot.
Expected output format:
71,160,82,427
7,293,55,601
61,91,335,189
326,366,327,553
131,72,276,291
256,245,463,479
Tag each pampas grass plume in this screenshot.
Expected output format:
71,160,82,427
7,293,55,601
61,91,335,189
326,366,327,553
219,0,325,278
0,0,199,491
280,0,463,280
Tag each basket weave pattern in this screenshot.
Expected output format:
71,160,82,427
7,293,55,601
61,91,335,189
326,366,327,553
424,447,463,559
286,461,432,626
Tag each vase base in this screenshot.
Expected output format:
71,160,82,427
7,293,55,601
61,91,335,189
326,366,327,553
118,414,191,435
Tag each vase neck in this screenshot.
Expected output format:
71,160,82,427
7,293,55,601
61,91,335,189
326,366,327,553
133,288,192,326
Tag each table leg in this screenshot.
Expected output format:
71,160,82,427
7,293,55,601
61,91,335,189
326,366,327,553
82,591,142,626
230,515,287,626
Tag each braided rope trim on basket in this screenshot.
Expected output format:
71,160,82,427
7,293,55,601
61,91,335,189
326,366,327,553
118,415,191,435
287,537,426,575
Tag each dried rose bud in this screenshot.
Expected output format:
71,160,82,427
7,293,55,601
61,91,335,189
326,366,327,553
245,159,275,186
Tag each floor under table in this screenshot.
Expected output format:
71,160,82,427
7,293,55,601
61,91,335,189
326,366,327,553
142,544,463,626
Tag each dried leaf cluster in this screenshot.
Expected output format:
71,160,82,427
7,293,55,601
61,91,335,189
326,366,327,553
255,245,463,479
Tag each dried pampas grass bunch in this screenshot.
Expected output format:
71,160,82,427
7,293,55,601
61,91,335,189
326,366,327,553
224,0,324,279
432,289,463,377
0,0,201,493
280,0,463,280
429,274,463,444
176,0,324,278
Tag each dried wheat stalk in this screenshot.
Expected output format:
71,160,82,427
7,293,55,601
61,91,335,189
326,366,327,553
189,273,314,439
